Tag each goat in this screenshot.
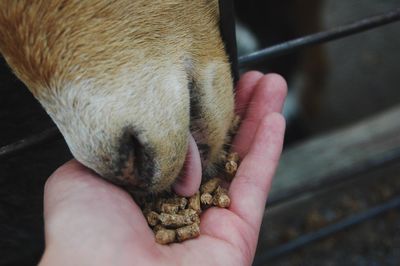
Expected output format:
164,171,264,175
0,0,236,196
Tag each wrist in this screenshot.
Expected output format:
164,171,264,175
39,244,134,266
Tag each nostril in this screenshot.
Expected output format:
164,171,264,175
118,128,155,188
130,134,142,173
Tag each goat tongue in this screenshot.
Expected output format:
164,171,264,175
172,134,202,197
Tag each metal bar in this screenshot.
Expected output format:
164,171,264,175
253,195,400,265
0,127,60,159
267,147,400,207
239,8,400,68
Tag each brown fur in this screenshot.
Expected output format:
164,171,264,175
0,0,234,194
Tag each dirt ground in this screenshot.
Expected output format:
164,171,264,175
255,162,400,265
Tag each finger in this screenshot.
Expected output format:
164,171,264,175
43,160,154,249
229,112,286,231
235,71,264,118
233,74,287,158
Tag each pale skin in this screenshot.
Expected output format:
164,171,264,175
39,72,287,266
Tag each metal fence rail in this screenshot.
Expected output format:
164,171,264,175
0,128,60,160
239,8,400,67
254,196,400,265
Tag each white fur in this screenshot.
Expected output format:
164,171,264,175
41,61,190,180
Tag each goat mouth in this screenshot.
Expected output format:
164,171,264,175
172,134,202,196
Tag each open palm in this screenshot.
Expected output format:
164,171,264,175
40,72,287,266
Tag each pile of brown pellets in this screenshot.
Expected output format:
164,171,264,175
140,152,240,244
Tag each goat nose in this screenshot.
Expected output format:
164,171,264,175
118,129,155,189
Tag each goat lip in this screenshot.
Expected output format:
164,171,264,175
172,134,202,197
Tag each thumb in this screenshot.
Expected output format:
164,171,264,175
42,160,150,255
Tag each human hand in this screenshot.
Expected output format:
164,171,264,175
39,72,287,266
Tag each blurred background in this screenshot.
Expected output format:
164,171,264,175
0,0,399,265
234,0,400,265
